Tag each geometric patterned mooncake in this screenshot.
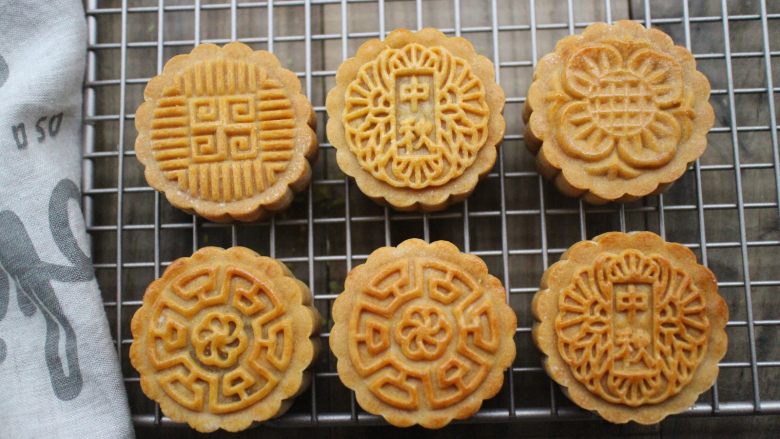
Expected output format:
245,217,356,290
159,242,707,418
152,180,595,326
524,21,714,204
326,28,505,212
533,232,728,424
135,42,317,222
330,239,516,428
130,247,320,432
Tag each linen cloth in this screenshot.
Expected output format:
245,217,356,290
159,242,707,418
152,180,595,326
0,1,134,437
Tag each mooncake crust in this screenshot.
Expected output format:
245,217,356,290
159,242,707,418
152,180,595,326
326,28,505,211
532,232,728,424
135,42,317,222
524,21,714,204
130,246,320,432
330,239,516,428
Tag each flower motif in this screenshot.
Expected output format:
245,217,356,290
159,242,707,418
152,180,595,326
192,311,248,368
394,305,453,361
331,239,517,428
525,21,714,204
556,43,689,179
130,247,319,432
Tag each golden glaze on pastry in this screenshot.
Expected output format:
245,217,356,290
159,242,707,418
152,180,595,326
135,42,317,222
524,21,714,204
130,246,320,432
327,28,505,211
533,232,728,424
330,239,516,428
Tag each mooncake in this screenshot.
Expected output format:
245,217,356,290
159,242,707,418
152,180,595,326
330,239,516,428
135,42,317,222
524,21,714,203
326,28,505,211
130,246,320,432
532,232,728,424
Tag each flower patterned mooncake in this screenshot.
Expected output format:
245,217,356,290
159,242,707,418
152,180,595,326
130,246,320,432
524,21,714,203
330,239,516,428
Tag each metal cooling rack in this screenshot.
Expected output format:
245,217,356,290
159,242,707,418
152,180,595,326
82,0,780,429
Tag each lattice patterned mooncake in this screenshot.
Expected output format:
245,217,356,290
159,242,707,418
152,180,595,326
533,232,728,424
135,42,317,222
524,21,714,204
326,28,506,211
130,246,320,432
330,239,516,428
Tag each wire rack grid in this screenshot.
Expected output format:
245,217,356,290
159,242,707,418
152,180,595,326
82,0,780,429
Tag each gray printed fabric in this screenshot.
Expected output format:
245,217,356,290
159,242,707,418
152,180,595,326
0,1,134,438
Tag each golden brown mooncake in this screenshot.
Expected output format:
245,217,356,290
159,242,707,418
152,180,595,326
524,21,714,204
330,239,516,428
533,232,728,424
130,246,320,432
326,28,505,211
135,42,317,222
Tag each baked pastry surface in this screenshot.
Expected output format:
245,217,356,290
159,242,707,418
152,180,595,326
330,239,516,428
130,246,320,432
326,28,505,211
524,21,714,203
533,232,728,424
135,42,317,222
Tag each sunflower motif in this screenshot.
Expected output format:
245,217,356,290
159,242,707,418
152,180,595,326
525,21,713,203
556,43,691,179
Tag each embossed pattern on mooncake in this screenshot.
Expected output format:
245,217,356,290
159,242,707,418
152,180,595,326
135,42,317,222
524,21,714,204
151,65,296,200
556,250,709,407
327,28,505,211
533,232,728,424
330,239,516,428
130,247,320,432
343,43,489,189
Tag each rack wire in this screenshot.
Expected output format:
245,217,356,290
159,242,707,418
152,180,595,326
82,0,780,428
